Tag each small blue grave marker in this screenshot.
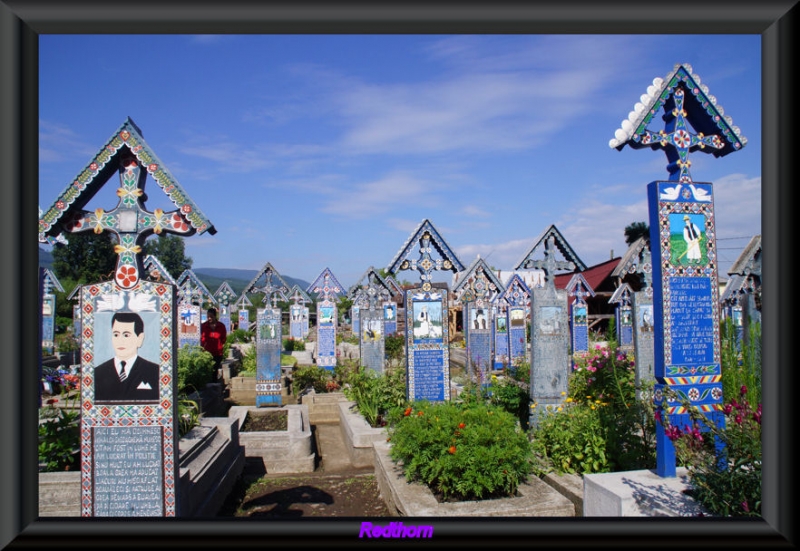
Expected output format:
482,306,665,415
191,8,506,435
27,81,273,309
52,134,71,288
453,256,505,382
497,273,533,373
387,220,465,402
307,268,345,370
565,272,595,356
245,262,291,406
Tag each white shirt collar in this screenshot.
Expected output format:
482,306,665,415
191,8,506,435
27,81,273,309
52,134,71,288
116,356,138,376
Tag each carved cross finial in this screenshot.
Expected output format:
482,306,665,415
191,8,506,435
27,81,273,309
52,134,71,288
63,155,196,289
527,237,575,292
637,86,725,183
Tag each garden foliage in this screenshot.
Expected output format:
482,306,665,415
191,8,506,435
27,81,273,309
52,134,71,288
342,367,407,427
387,397,533,502
177,344,215,393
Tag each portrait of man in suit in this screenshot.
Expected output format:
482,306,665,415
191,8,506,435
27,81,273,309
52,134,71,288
94,311,160,403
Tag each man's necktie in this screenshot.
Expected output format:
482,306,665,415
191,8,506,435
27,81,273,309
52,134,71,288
119,361,127,382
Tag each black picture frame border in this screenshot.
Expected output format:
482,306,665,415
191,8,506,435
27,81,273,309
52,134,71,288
2,1,794,547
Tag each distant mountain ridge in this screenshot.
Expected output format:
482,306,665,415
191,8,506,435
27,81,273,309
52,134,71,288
36,250,310,297
192,267,311,297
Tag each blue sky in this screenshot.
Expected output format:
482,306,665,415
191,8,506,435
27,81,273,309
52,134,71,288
39,34,761,289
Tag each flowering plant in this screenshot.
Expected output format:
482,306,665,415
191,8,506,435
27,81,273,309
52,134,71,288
658,384,761,517
38,374,81,472
567,345,656,471
386,397,533,502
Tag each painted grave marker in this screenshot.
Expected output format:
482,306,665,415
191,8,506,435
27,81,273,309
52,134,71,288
40,268,64,355
213,281,237,333
610,63,747,476
453,256,504,381
383,275,402,335
515,225,583,427
176,269,215,349
307,268,345,370
38,117,215,516
387,219,465,402
498,273,532,372
245,262,291,406
720,235,761,350
349,267,395,374
610,283,634,349
565,272,595,356
234,291,253,332
287,285,312,340
615,237,656,396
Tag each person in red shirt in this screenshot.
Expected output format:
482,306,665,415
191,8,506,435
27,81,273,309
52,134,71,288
200,307,227,383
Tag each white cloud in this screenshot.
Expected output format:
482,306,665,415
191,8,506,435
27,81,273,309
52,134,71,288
320,173,443,218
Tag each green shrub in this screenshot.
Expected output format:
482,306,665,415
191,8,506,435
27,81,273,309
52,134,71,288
239,345,257,376
483,374,531,430
342,367,407,427
293,365,336,395
530,402,610,476
569,346,656,471
177,396,201,438
384,333,405,366
387,400,533,501
38,396,80,472
177,344,215,393
55,332,80,353
227,328,252,344
283,337,306,351
720,318,761,405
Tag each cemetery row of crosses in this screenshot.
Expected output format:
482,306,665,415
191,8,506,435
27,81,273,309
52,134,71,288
38,63,759,516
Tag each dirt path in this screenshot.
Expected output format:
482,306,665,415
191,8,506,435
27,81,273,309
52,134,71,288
217,459,392,517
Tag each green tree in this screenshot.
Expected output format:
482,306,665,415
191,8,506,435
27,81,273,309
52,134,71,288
51,232,117,283
143,234,192,279
624,221,650,246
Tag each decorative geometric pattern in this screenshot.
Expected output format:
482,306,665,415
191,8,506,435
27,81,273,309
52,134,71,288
176,269,216,306
514,224,586,275
246,262,291,307
307,267,345,302
386,219,465,291
348,266,394,310
516,231,578,292
287,284,312,306
39,118,215,290
610,62,747,182
79,280,176,516
233,292,253,309
213,281,237,306
453,256,505,304
498,273,532,308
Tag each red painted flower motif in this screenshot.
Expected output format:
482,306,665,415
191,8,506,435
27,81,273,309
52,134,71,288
148,163,158,172
181,204,192,214
116,264,138,287
55,200,66,210
673,130,691,149
171,214,189,232
89,162,98,171
120,131,130,141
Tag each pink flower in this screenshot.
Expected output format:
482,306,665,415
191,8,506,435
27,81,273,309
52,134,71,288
740,385,748,397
